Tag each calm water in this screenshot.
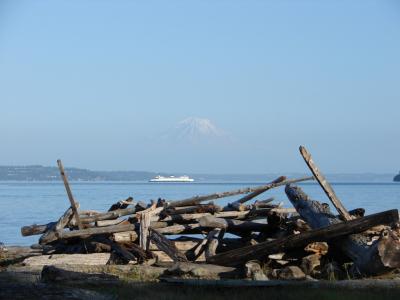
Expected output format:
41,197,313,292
1,181,399,245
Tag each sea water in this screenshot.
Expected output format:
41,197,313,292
1,181,399,245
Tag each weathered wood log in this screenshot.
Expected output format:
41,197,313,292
149,228,188,262
79,207,137,223
285,185,400,275
39,205,78,244
150,221,170,229
139,210,152,250
96,219,126,227
21,222,56,236
206,209,399,267
137,204,162,250
57,160,83,229
168,176,314,207
160,208,275,223
56,224,136,239
299,146,352,220
205,229,223,259
164,204,222,215
155,223,203,235
199,216,271,233
111,231,138,243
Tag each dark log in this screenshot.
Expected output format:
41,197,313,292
21,222,56,236
40,264,166,284
57,160,83,229
56,224,136,239
299,146,351,220
285,185,400,275
108,197,134,211
149,228,188,262
206,209,399,267
348,208,365,218
164,204,222,215
168,176,314,207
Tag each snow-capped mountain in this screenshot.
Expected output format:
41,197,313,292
161,117,229,144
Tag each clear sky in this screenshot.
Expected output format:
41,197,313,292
1,0,399,174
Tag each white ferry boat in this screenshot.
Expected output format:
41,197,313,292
149,175,194,182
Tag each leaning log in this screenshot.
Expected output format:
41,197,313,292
285,185,400,275
168,176,314,207
39,206,78,244
299,146,352,220
206,209,399,267
229,177,285,211
149,228,188,262
57,160,83,229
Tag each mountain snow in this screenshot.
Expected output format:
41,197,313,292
161,117,229,144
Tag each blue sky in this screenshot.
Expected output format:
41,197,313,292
0,0,399,173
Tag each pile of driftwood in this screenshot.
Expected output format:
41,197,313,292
20,146,400,280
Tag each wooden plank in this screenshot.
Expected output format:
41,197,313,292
57,160,83,229
299,146,352,221
168,176,314,207
206,209,399,267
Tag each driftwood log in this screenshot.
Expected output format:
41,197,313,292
56,224,137,239
57,160,83,229
206,209,399,266
285,185,400,275
39,206,77,244
299,146,352,220
229,177,286,211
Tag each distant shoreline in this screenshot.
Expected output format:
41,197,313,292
0,165,397,182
